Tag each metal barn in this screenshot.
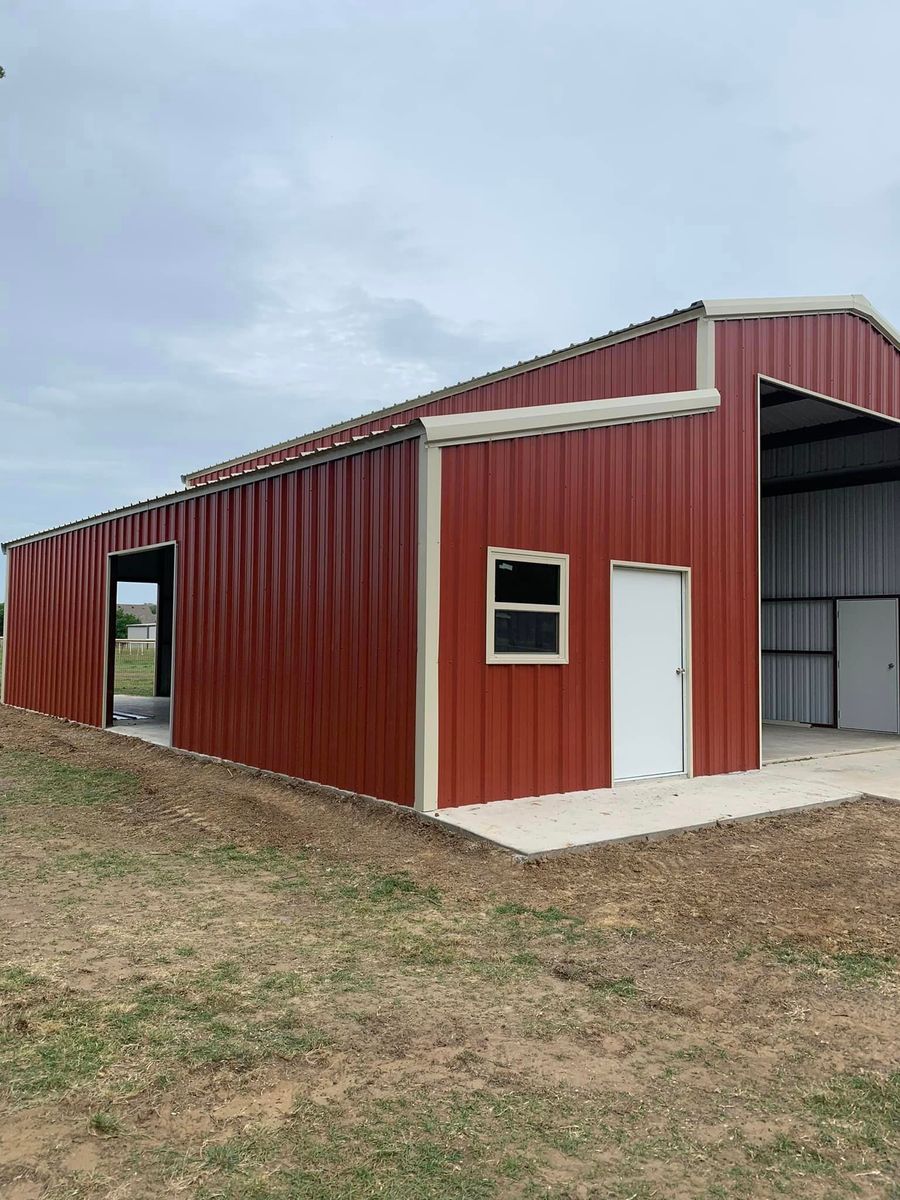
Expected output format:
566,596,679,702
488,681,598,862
4,295,900,813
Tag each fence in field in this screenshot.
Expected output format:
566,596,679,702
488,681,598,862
114,639,157,697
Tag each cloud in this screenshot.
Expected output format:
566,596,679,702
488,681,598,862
2,0,900,588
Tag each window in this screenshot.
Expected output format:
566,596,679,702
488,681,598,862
486,547,569,664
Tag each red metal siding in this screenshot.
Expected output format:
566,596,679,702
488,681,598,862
437,405,758,806
436,312,900,807
188,322,698,485
715,313,900,420
4,439,418,806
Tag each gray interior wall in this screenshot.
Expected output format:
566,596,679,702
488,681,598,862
762,459,900,722
762,482,900,598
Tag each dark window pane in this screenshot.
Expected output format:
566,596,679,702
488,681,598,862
494,558,560,605
494,610,560,654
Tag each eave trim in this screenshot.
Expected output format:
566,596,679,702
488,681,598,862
418,388,721,446
180,304,705,482
703,295,900,351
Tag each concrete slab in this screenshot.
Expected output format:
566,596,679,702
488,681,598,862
109,694,171,747
429,767,871,858
762,722,900,764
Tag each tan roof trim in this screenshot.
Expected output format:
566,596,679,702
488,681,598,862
182,294,898,485
4,386,720,552
703,295,900,350
180,302,705,482
420,388,720,446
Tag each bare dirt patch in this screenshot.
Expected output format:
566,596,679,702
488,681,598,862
0,705,898,1199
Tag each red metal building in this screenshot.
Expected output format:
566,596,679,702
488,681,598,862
4,296,900,813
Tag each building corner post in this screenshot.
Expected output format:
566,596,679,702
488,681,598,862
414,435,441,812
696,315,716,390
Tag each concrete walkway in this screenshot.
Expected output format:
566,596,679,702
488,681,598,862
431,734,900,858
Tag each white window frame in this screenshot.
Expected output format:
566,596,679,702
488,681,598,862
486,547,569,665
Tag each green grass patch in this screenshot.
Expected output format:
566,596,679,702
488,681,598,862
0,965,42,994
0,750,140,808
0,968,333,1101
763,941,896,985
808,1071,900,1153
368,871,441,906
89,1110,121,1136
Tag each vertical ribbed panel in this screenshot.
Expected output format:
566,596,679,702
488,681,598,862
3,439,418,805
437,312,900,806
763,427,900,480
763,484,900,597
761,600,834,724
762,654,834,724
437,394,758,804
762,599,833,650
188,322,699,485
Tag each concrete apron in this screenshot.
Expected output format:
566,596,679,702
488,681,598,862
427,745,900,859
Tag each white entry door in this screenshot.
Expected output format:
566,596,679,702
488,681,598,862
837,598,899,733
612,566,687,782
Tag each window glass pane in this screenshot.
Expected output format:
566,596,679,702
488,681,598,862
494,558,560,605
494,610,559,654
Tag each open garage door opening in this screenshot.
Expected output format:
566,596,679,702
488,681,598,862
105,543,176,747
759,378,900,763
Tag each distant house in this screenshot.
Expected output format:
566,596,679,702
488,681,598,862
119,603,157,625
125,623,156,642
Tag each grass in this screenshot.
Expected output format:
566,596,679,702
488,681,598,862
0,741,898,1199
113,643,156,697
760,941,897,985
0,750,140,808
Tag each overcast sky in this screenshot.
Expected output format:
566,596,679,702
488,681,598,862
3,0,900,599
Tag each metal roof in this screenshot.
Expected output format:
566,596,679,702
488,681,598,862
181,294,900,483
180,301,705,481
2,421,417,552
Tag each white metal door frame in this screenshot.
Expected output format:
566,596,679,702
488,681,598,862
609,560,693,783
104,541,179,736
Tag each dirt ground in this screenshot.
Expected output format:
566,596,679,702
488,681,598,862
0,705,898,1199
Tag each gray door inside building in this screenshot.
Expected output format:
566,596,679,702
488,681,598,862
837,598,899,733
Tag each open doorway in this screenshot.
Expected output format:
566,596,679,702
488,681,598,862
105,543,176,746
759,378,900,763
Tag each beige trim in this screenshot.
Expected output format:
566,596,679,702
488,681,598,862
181,293,898,485
754,371,900,766
758,373,900,426
704,295,900,351
414,439,442,813
181,305,705,482
695,317,716,389
420,388,720,447
609,560,693,783
486,547,570,666
4,390,720,553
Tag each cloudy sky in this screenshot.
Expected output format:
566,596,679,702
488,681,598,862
3,0,900,597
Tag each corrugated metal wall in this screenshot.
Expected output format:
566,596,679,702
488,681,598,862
188,322,698,485
437,313,900,806
721,315,900,733
761,599,834,723
763,483,900,597
437,401,759,805
764,427,900,480
4,439,419,805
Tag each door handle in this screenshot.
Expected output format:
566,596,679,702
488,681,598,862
890,663,896,670
675,666,686,676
